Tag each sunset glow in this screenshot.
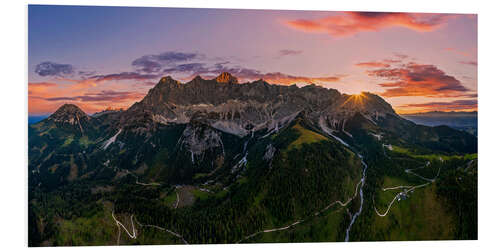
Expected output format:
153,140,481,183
28,6,477,115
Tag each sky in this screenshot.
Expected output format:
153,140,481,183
28,5,477,115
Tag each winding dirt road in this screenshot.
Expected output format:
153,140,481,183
134,217,189,244
111,211,137,245
374,161,441,217
174,189,180,209
112,211,189,245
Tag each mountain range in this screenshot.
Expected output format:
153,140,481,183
401,111,478,137
28,73,477,246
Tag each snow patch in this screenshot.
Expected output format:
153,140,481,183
211,120,248,137
102,129,122,150
370,133,382,141
231,153,248,173
319,122,351,148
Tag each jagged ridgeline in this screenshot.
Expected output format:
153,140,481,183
28,73,477,246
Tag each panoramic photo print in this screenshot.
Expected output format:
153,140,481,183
28,5,477,246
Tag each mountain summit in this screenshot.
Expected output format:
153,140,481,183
50,103,87,117
47,104,90,132
214,72,238,84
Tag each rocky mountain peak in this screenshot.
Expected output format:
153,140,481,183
214,72,238,84
193,75,204,81
50,104,87,117
48,103,90,128
159,76,181,86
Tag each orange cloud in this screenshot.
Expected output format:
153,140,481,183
366,63,471,98
28,82,57,94
28,81,146,115
396,99,477,113
383,59,402,63
459,60,477,66
257,72,343,85
88,72,159,83
44,90,144,103
285,12,455,37
355,61,390,68
444,47,471,57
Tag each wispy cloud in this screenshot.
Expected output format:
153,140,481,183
78,70,97,77
277,49,303,58
383,58,402,63
28,82,58,88
163,63,209,74
398,99,477,112
459,60,477,66
355,61,390,68
132,51,204,73
444,47,471,57
44,90,144,102
28,82,58,95
285,12,455,38
238,71,343,85
394,53,409,59
87,72,159,82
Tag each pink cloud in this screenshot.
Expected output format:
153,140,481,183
366,62,471,97
355,61,390,68
285,12,456,37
